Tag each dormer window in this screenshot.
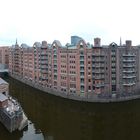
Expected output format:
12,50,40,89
53,44,57,51
80,42,83,45
80,42,83,49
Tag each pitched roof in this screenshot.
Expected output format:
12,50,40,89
0,78,8,85
0,93,8,102
53,40,62,46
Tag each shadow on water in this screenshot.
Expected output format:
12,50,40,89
2,77,140,140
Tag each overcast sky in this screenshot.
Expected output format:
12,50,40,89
0,0,139,46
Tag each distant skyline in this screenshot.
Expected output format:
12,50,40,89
0,0,140,46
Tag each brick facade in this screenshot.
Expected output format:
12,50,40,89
9,37,140,97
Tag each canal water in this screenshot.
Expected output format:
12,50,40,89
0,77,140,140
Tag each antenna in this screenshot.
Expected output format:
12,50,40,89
120,37,122,47
16,38,18,45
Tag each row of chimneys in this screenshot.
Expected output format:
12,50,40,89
94,37,132,47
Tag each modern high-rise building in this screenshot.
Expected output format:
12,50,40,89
9,36,140,98
71,36,83,45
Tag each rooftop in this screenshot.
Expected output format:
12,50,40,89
0,93,8,102
0,78,8,85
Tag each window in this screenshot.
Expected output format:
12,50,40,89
54,55,57,59
70,84,76,88
81,78,84,83
80,51,84,55
54,65,57,68
53,50,57,54
88,72,91,75
53,60,57,63
54,70,57,73
88,56,90,59
80,61,84,65
80,67,84,70
81,85,84,91
80,43,83,49
54,75,57,79
112,85,116,91
112,80,116,84
95,49,99,53
80,56,84,60
54,81,57,86
111,49,116,52
88,86,91,90
80,72,84,76
112,77,116,80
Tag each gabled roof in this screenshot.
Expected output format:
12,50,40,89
53,40,62,47
0,93,8,102
109,42,118,47
33,42,42,48
0,78,8,85
21,43,30,48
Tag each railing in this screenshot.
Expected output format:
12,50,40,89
80,75,84,78
123,70,135,73
123,59,135,62
92,64,104,68
123,75,136,79
41,52,47,55
93,75,105,79
123,82,135,86
123,54,136,57
95,84,104,87
92,53,104,57
94,70,104,73
92,58,105,62
123,64,135,67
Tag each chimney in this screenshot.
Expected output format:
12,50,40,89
94,38,101,47
42,41,47,46
126,40,132,47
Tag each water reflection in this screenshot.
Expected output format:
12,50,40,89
1,77,140,140
20,121,44,140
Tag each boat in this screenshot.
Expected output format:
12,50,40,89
0,78,28,132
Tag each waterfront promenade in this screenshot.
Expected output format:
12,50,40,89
10,75,140,103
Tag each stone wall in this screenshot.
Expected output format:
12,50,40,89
10,74,140,103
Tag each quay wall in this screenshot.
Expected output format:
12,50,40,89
10,75,140,103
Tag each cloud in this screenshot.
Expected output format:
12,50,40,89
0,0,139,46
